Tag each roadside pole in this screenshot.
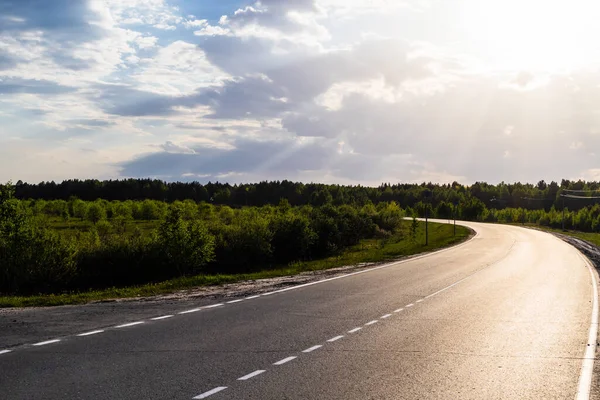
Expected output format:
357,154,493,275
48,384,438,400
562,195,565,231
424,189,432,246
453,202,457,236
425,206,429,246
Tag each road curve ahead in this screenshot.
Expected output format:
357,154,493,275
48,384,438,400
0,222,598,400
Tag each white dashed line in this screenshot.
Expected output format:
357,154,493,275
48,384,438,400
115,321,144,328
365,320,378,326
381,314,392,319
179,308,202,315
0,350,11,355
348,327,362,333
246,295,260,300
273,356,297,365
238,370,266,381
151,315,174,320
193,386,228,399
405,303,414,307
33,339,61,346
204,303,224,309
425,274,475,299
303,345,322,353
226,299,243,304
77,330,104,337
394,308,404,313
327,335,344,342
416,299,424,303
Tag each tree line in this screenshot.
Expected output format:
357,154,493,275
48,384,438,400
12,178,600,211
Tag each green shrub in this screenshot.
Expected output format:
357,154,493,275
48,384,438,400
211,212,273,272
270,213,316,263
156,208,215,276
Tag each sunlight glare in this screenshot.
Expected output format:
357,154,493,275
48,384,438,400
462,0,600,71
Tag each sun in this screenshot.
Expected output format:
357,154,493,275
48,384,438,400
460,0,600,71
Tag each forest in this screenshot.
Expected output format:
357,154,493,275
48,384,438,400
3,178,600,300
13,178,600,211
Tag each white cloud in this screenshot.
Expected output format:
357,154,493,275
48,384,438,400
106,0,183,28
131,40,227,95
153,23,177,30
194,25,232,36
184,19,208,28
135,35,159,49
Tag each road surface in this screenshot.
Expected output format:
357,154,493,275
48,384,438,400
0,222,598,399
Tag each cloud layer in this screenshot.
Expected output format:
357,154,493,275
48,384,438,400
1,0,600,184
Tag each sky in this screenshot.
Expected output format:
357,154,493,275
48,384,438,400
1,0,600,185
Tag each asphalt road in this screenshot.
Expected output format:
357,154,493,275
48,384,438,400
1,222,598,400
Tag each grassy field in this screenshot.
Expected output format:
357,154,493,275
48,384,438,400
0,222,471,308
44,218,158,237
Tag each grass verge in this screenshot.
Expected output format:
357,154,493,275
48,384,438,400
517,223,600,248
0,222,471,308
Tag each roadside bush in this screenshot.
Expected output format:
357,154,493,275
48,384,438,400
0,184,76,294
75,209,215,288
75,233,156,288
270,213,317,263
309,206,342,257
210,213,273,273
374,202,404,232
0,227,76,294
155,208,215,276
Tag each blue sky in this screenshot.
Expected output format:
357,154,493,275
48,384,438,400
1,0,600,184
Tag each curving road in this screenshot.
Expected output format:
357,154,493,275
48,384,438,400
0,222,598,399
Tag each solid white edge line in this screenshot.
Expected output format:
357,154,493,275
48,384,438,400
77,330,104,337
115,321,144,328
576,252,599,400
273,356,297,365
193,386,228,399
0,350,12,355
348,327,362,333
151,315,174,320
33,339,61,346
204,303,224,308
327,335,344,342
254,225,479,298
238,370,266,381
365,320,378,326
302,345,322,353
226,299,243,304
246,295,260,300
381,314,392,319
